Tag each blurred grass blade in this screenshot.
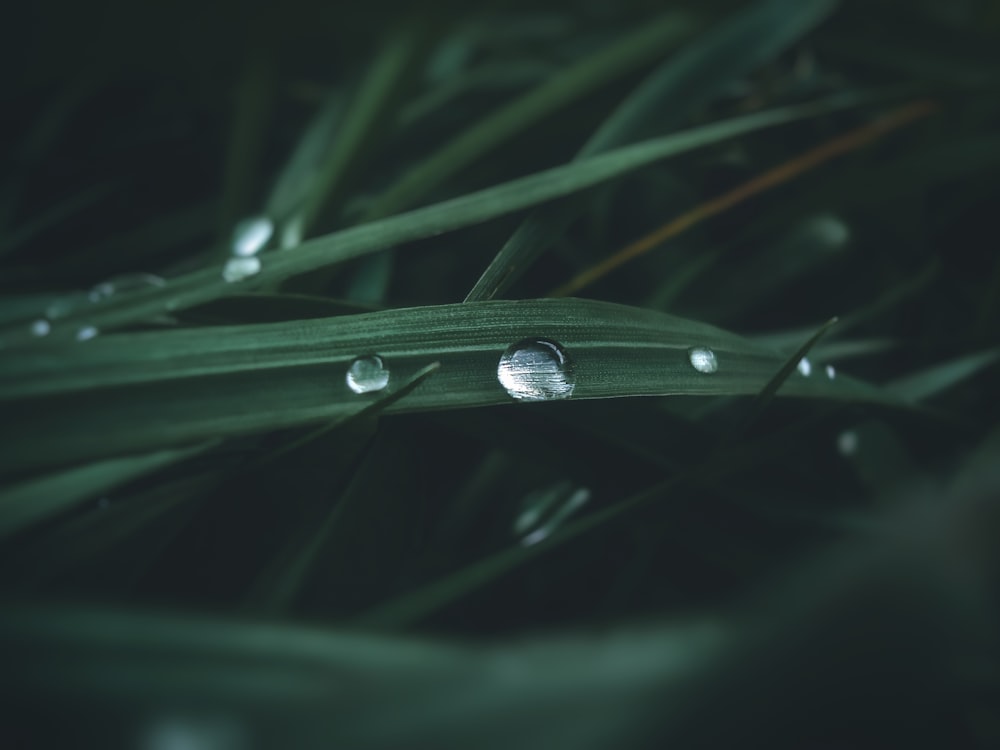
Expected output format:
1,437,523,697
0,89,882,344
0,442,213,539
888,348,1000,402
466,0,838,301
245,365,440,615
0,298,902,474
291,24,425,236
361,11,697,221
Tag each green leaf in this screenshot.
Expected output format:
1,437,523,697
0,442,214,539
0,89,882,346
0,298,899,477
466,0,839,301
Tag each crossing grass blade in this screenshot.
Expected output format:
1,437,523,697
465,0,839,301
0,89,883,346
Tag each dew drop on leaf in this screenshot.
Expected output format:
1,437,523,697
687,346,718,374
498,338,575,402
222,256,262,283
346,354,390,394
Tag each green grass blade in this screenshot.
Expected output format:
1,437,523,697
0,89,883,345
889,348,1000,402
0,298,901,474
465,0,838,301
361,11,697,221
0,442,213,539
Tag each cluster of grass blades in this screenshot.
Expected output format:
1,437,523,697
2,0,999,747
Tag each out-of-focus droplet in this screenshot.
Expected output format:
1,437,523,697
30,319,51,337
231,216,274,257
222,257,262,283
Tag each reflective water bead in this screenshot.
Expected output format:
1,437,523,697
76,325,99,342
687,346,718,374
232,216,274,257
222,256,262,283
30,318,51,337
825,364,836,379
797,357,812,377
497,338,575,402
346,354,390,394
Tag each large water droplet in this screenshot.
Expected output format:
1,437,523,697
797,357,813,377
76,325,99,342
222,256,262,283
687,346,718,374
497,338,575,402
346,354,390,394
89,272,166,302
30,318,51,337
232,216,274,257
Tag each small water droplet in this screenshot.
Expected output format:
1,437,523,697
498,338,575,402
521,487,591,547
837,429,858,456
222,256,262,283
30,318,51,337
76,325,99,342
89,272,165,302
232,216,274,257
346,354,390,394
809,213,851,249
797,357,812,377
687,346,718,374
825,364,836,380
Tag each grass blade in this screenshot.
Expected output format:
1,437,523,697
0,298,900,475
466,0,839,301
0,89,885,346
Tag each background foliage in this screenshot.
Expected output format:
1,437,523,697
2,0,999,747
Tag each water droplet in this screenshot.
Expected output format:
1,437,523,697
797,357,812,377
222,256,261,283
687,346,718,374
232,216,274,257
522,487,591,547
825,364,836,380
30,318,51,337
809,213,851,249
837,429,858,456
346,354,390,394
76,325,99,342
498,338,575,402
89,272,165,302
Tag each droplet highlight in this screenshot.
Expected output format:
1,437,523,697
498,338,575,402
232,216,274,257
687,347,718,374
346,354,390,394
30,318,51,337
837,430,858,456
222,256,262,283
76,325,99,342
825,364,836,380
797,357,812,377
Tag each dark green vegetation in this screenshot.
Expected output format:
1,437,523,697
2,0,999,747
